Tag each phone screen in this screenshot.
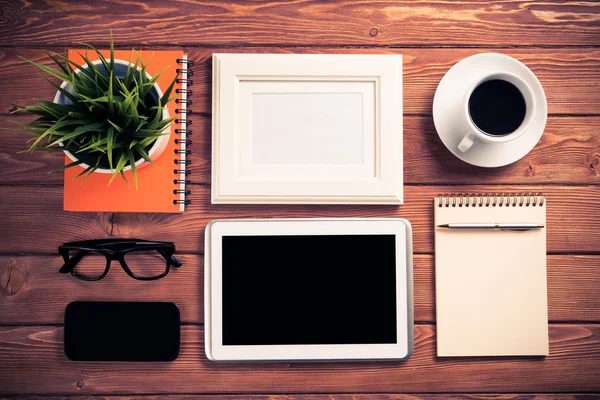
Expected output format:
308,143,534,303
64,301,180,361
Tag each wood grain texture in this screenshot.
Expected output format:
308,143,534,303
1,0,600,396
1,185,598,254
403,116,600,185
1,0,600,46
3,48,600,116
0,255,203,325
0,255,598,325
2,396,599,400
0,324,599,394
3,116,600,185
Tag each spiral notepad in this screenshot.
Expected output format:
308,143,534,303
434,193,549,356
63,49,193,212
173,56,194,210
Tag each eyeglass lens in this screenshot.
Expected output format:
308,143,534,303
69,250,109,279
123,248,169,278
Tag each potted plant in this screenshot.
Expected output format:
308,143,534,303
11,37,177,188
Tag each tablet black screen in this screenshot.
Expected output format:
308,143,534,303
222,235,397,345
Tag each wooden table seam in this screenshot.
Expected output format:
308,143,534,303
2,44,600,50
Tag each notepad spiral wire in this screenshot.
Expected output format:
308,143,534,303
173,57,194,208
436,193,545,208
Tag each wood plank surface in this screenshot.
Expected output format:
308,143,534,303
0,324,599,394
1,185,598,254
2,396,599,400
0,255,203,325
1,255,598,325
2,1,600,47
2,0,600,396
3,48,600,116
3,116,600,185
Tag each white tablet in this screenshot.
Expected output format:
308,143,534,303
204,218,414,361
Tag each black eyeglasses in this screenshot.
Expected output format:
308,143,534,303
59,239,182,281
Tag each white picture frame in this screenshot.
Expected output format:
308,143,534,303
211,53,403,204
204,218,414,362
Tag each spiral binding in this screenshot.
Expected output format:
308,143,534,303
436,193,545,207
173,58,194,207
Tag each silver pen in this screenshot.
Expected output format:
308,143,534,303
437,223,544,231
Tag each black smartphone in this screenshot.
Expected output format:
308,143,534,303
64,301,180,361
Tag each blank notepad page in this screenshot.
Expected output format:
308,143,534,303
434,195,549,356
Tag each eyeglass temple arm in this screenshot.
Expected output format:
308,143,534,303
59,251,86,273
157,249,183,268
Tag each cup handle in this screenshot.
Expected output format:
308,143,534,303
458,131,477,153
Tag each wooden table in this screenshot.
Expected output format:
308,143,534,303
1,1,599,398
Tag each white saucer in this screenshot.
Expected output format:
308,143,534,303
432,53,547,168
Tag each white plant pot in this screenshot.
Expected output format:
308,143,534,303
53,59,171,174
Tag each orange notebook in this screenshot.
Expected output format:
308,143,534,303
63,49,192,212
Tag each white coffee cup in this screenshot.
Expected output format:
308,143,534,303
457,72,536,153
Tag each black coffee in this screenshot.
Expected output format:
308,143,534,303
468,79,526,136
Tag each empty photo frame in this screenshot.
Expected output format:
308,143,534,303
211,54,403,204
